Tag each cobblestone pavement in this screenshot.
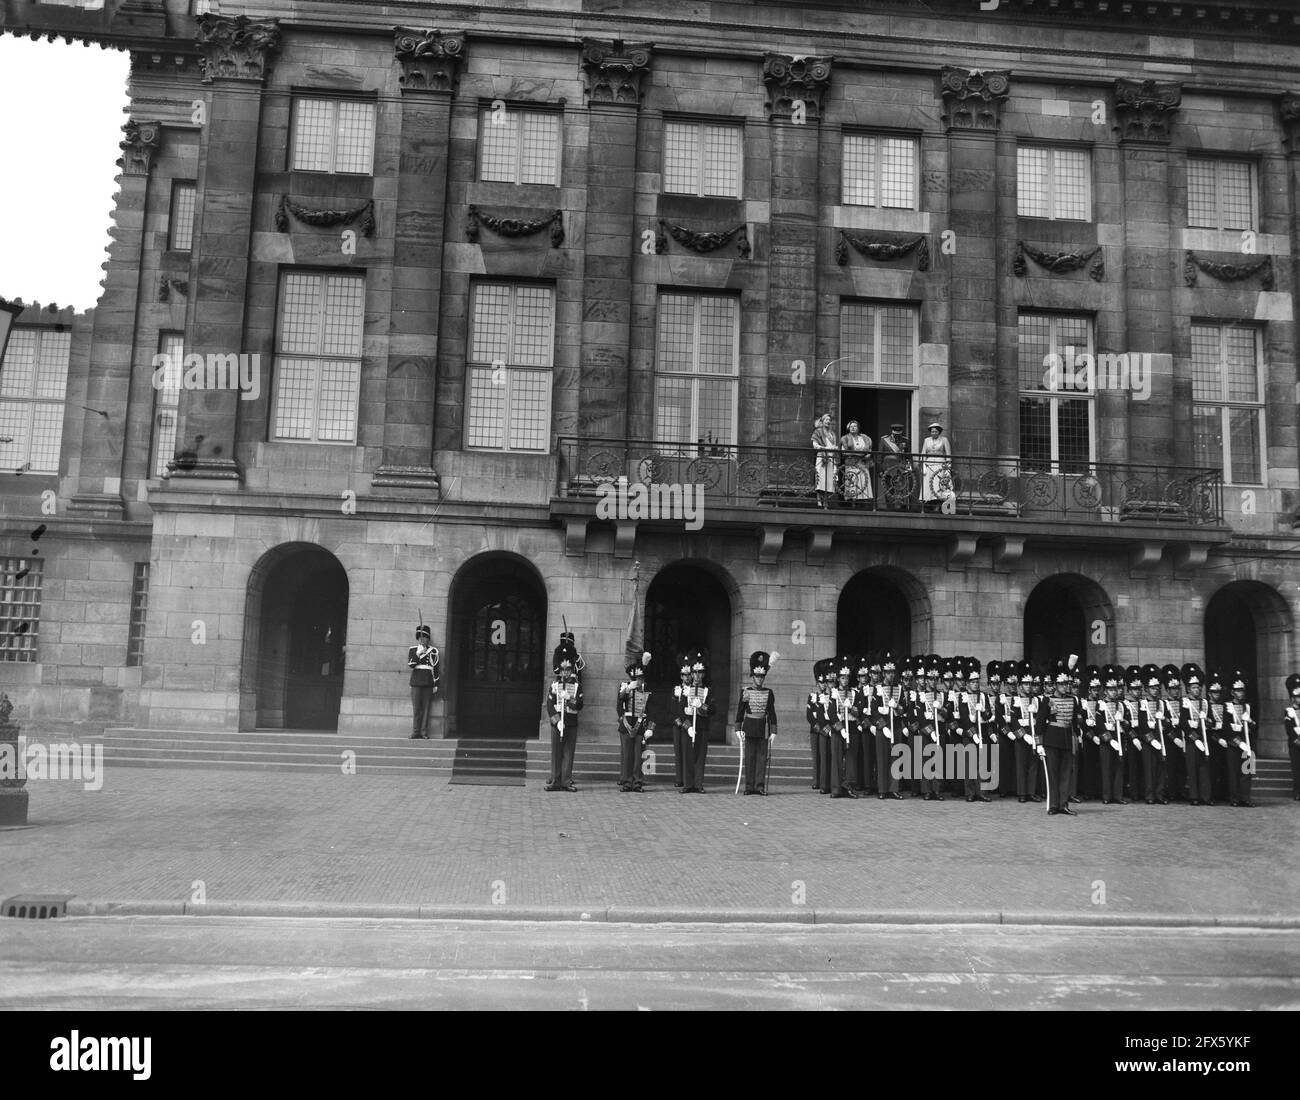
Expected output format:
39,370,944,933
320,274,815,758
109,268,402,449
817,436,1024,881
2,766,1297,919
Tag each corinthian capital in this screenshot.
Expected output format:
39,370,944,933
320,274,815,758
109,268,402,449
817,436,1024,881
763,53,833,122
195,14,282,85
940,66,1010,132
581,38,653,105
1114,78,1181,144
394,28,466,94
117,119,160,176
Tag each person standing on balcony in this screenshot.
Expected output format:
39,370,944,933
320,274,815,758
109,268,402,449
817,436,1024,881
407,624,440,739
920,422,953,512
811,413,839,509
839,420,873,508
879,423,909,510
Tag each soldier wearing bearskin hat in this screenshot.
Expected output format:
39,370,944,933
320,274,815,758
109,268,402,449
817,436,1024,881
735,651,778,795
1285,672,1300,800
807,659,829,791
1178,663,1214,805
671,655,692,789
953,657,993,802
825,656,860,798
544,635,584,792
1004,662,1041,803
1160,664,1188,802
1075,665,1104,801
1096,665,1128,804
989,662,1016,798
1122,666,1146,800
1220,671,1256,807
854,655,878,794
871,653,904,799
617,652,655,793
1041,660,1077,815
406,623,440,739
1134,664,1170,804
1205,671,1231,803
677,651,715,793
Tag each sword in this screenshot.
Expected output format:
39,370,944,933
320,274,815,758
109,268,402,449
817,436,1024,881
734,725,745,795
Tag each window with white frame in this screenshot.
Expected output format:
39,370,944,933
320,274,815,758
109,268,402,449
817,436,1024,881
653,292,739,447
1017,146,1091,221
151,332,182,478
271,272,365,443
479,107,561,186
0,327,69,475
169,181,196,251
0,557,41,663
663,119,742,198
465,283,554,452
290,97,376,175
1191,322,1264,486
1187,158,1256,232
838,301,919,385
1018,312,1095,474
841,133,918,210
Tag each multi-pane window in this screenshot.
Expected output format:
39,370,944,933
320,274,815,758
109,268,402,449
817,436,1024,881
653,293,739,447
839,302,919,385
290,97,376,175
1017,146,1091,221
663,120,742,198
1191,323,1264,485
0,557,42,663
1187,158,1256,232
151,332,182,478
466,283,554,452
271,272,365,443
169,181,196,251
1018,313,1095,473
842,133,918,209
0,327,69,475
127,563,149,667
479,107,561,186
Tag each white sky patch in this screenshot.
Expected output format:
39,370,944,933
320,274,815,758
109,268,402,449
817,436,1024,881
0,35,130,311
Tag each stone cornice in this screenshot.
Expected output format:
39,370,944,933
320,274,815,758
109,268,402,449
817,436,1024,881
580,38,653,105
1114,77,1181,143
194,13,281,85
940,66,1010,131
393,27,466,94
762,53,833,122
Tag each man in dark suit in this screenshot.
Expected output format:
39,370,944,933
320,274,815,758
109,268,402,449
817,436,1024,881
406,625,439,739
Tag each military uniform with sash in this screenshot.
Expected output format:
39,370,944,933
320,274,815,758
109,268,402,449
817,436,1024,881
678,653,715,793
544,638,584,791
406,625,439,739
1221,672,1256,808
825,658,859,798
1284,673,1300,801
617,652,655,792
872,654,904,799
1178,663,1214,806
954,658,993,802
736,650,778,795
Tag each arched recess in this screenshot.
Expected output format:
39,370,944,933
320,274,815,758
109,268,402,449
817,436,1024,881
836,565,932,658
239,542,349,731
1023,573,1116,671
1205,580,1293,748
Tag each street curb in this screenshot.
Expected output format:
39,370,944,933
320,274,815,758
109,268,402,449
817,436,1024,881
42,899,1300,929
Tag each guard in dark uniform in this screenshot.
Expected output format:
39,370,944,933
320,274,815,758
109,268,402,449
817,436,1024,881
989,662,1015,798
956,657,993,802
808,659,830,790
1043,662,1077,815
1076,665,1104,801
1285,673,1300,801
736,651,778,795
679,652,715,793
1206,671,1231,804
1223,671,1256,807
1161,664,1187,802
544,637,584,791
406,625,440,739
672,655,691,788
913,657,944,801
617,652,655,792
1008,662,1041,803
1179,663,1214,806
825,657,859,798
1138,664,1169,804
1097,665,1128,804
873,653,904,800
853,656,875,793
1122,666,1146,800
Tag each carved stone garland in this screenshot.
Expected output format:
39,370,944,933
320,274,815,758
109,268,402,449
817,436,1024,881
655,220,750,258
1014,241,1105,281
275,196,376,237
1183,251,1274,290
466,206,565,247
835,231,930,271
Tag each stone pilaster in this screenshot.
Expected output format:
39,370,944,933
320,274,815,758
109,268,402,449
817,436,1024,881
1117,79,1180,468
942,66,1008,460
579,39,651,439
766,54,831,443
67,118,162,518
169,14,280,485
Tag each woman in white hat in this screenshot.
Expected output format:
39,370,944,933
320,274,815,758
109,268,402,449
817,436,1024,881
920,421,952,511
810,412,839,509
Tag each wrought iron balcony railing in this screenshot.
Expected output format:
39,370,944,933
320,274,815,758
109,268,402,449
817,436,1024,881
556,438,1225,526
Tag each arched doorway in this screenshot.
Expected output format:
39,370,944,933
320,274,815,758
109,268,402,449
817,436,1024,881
644,563,733,743
449,554,547,738
1205,580,1292,751
240,544,349,730
1023,574,1115,671
836,567,927,657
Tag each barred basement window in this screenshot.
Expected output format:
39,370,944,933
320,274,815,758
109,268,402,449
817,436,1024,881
1018,312,1095,475
169,181,196,251
479,107,561,186
0,327,69,475
290,97,375,175
1187,158,1256,232
271,271,365,444
0,557,42,663
663,119,742,198
1017,146,1091,221
127,563,149,667
1191,322,1264,486
841,133,918,210
653,292,739,447
839,301,919,385
466,283,554,452
152,332,182,478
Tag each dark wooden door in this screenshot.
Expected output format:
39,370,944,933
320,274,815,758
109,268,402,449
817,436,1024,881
458,587,545,738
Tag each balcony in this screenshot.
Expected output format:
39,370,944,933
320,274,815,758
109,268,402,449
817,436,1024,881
551,437,1228,566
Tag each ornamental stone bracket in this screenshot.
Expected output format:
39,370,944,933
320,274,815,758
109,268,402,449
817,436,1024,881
614,519,637,558
806,527,833,566
393,28,466,94
762,53,833,122
992,535,1025,568
1114,78,1181,144
946,533,978,567
1171,542,1210,571
370,466,442,495
564,517,590,557
1129,540,1165,570
580,38,653,106
117,120,160,176
758,525,788,565
195,14,282,85
940,66,1010,132
1281,93,1300,153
